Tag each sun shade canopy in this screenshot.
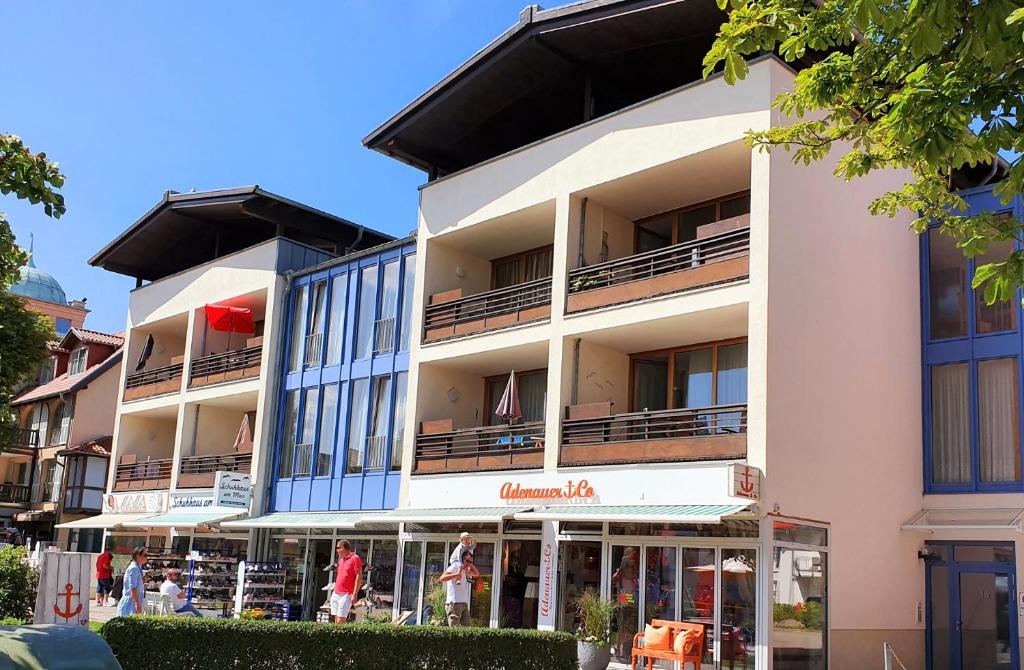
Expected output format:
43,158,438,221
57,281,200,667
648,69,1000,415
379,507,533,523
55,513,154,529
137,510,242,528
902,508,1024,533
221,511,392,529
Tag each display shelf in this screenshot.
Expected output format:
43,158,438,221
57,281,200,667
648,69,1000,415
234,560,298,621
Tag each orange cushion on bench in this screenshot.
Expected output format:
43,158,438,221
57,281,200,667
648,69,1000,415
674,628,698,655
644,624,671,651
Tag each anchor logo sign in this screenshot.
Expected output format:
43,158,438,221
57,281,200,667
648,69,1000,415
731,464,761,500
738,467,756,496
53,582,83,622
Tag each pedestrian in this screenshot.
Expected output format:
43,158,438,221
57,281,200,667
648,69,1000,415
96,546,114,607
330,540,363,624
448,531,475,567
117,546,147,617
439,549,479,627
160,569,202,616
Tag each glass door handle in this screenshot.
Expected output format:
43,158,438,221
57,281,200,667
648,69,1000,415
955,620,962,632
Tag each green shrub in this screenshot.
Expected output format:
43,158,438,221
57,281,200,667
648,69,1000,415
0,617,29,625
0,546,37,620
799,601,823,630
773,603,797,622
101,616,578,670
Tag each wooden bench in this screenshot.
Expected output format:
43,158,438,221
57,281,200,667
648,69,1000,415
631,619,705,670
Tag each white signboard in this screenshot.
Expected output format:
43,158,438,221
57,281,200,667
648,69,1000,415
214,471,251,509
102,491,166,514
34,551,92,627
729,464,762,501
536,520,558,631
169,491,216,511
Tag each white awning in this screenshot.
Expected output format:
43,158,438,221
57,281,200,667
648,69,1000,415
379,506,533,524
902,508,1024,533
514,504,750,523
221,511,383,529
138,510,241,528
55,513,155,529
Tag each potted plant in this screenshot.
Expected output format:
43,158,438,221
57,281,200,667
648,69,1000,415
574,590,617,670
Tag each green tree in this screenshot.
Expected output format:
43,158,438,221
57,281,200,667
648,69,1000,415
703,0,1024,302
0,135,63,428
0,545,38,620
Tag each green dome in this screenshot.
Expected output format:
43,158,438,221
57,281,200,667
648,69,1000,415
10,253,67,305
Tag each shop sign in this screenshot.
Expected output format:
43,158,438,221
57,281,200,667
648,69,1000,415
499,479,598,504
537,521,558,631
214,471,251,509
102,491,166,514
729,464,761,501
169,492,216,511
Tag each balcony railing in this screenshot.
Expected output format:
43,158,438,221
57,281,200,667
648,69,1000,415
178,452,253,488
304,333,323,367
189,346,262,387
1,427,37,453
366,435,387,470
561,403,747,466
374,317,396,354
0,483,30,504
566,228,750,312
124,362,184,401
114,457,174,491
424,278,552,342
415,421,545,474
293,443,314,477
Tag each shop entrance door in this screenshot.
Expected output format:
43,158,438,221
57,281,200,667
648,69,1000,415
927,543,1018,670
557,541,602,632
302,539,334,620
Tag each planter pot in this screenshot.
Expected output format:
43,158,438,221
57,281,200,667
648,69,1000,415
577,641,611,670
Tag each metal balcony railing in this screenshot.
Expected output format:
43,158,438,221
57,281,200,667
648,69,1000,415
189,346,262,382
567,227,750,293
124,362,184,390
415,421,545,472
562,403,748,445
179,452,253,476
374,317,396,354
114,458,174,486
365,435,387,470
304,333,323,367
424,278,552,335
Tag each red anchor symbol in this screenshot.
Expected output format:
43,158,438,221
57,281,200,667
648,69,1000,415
738,466,756,498
53,582,83,622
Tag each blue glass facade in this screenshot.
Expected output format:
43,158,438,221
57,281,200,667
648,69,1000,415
271,238,416,511
922,185,1024,493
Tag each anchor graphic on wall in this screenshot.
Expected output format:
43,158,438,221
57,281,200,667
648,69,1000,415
53,583,83,621
738,467,756,496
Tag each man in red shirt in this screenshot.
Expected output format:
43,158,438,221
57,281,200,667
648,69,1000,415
95,547,114,606
331,540,363,624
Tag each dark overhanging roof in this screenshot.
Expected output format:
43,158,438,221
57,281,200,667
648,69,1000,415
364,0,732,175
90,186,393,282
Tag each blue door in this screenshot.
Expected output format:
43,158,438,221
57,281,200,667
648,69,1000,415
927,543,1018,670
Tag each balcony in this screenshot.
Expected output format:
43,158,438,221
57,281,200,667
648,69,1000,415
0,483,30,505
424,278,552,342
414,420,545,474
124,362,184,401
567,227,750,313
113,455,174,491
560,402,746,466
189,344,262,388
2,427,38,455
178,452,253,488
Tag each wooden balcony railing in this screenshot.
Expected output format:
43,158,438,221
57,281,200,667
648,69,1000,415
113,457,174,491
178,452,253,488
561,403,747,466
124,362,183,401
189,346,262,387
415,421,545,474
566,228,750,312
0,483,30,504
424,278,552,342
1,427,37,454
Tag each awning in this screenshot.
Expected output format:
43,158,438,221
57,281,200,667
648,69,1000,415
902,508,1024,533
55,513,155,530
221,511,380,530
380,507,533,524
139,510,242,528
514,504,750,523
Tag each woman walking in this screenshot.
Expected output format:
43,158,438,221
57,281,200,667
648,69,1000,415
117,546,147,617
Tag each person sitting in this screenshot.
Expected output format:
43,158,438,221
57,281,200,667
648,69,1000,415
160,569,202,616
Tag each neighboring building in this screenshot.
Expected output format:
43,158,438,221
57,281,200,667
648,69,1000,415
9,241,89,337
224,236,415,619
81,186,391,611
1,328,123,551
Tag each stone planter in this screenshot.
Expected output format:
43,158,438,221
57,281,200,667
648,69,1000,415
577,641,611,670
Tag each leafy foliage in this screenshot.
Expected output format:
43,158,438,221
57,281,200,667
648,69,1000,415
574,590,617,645
704,0,1024,301
0,546,39,620
100,617,578,670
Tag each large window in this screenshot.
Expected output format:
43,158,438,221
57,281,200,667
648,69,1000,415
316,384,339,477
325,274,348,366
636,192,750,253
375,262,400,354
773,521,828,670
278,390,300,478
64,455,106,511
305,281,327,367
492,246,554,289
391,372,408,471
287,285,308,372
347,378,370,473
355,267,378,359
399,255,415,352
68,347,88,376
293,388,319,477
50,401,71,446
367,376,392,469
632,341,748,412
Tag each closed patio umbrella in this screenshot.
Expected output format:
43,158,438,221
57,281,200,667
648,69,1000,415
232,414,253,452
494,370,522,425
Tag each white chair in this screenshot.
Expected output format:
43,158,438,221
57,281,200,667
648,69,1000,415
144,593,175,615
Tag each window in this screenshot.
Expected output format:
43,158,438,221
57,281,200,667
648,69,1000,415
278,390,299,478
42,460,57,502
68,347,88,376
635,192,750,253
347,378,370,473
773,521,828,670
367,376,392,469
38,357,56,384
631,341,748,411
50,401,71,446
399,255,415,352
975,238,1017,334
375,262,400,354
928,233,968,340
287,285,308,372
55,318,71,336
391,372,408,471
316,385,339,477
979,358,1020,482
355,267,378,359
293,388,319,477
304,281,327,367
486,371,547,425
64,455,105,510
492,246,554,289
325,274,348,366
931,363,970,485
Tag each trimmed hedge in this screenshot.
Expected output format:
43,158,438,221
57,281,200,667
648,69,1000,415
101,616,578,670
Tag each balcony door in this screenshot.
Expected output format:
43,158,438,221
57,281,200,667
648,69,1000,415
485,370,547,425
491,246,554,289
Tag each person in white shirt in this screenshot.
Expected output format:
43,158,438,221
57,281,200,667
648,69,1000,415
438,549,479,626
160,569,202,616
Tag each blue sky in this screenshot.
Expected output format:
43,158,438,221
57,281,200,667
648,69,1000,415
0,1,528,332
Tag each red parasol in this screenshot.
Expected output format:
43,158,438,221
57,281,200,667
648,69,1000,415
204,304,255,334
